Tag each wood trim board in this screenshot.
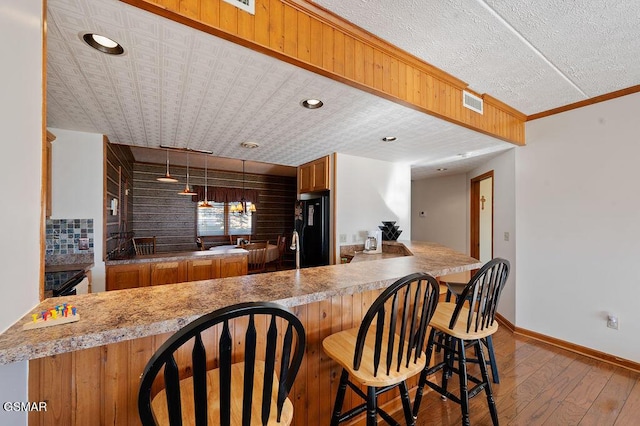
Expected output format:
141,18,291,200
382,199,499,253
496,313,640,373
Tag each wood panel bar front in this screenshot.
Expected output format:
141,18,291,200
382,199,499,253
29,289,391,425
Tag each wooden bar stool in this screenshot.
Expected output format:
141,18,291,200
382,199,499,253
322,272,440,426
441,273,500,384
138,302,306,425
413,258,510,426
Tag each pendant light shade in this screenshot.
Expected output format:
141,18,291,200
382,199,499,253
157,148,179,182
231,160,256,215
178,152,197,195
199,154,212,208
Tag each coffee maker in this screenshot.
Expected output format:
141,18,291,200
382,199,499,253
363,229,383,254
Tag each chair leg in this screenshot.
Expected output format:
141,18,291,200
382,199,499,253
476,340,499,426
413,328,437,418
441,335,455,395
366,386,377,426
398,381,415,426
457,338,471,426
330,369,349,426
435,289,454,354
484,335,500,384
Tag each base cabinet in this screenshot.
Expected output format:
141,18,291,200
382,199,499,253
220,256,248,277
187,258,221,281
105,264,150,291
107,255,246,291
150,261,187,286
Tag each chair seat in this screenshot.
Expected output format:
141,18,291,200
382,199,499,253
429,303,498,340
151,361,294,425
323,327,427,387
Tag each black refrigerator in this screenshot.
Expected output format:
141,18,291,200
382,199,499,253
294,195,330,267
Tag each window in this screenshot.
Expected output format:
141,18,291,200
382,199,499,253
197,202,254,237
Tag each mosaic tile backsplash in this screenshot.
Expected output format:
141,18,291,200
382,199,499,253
46,219,94,255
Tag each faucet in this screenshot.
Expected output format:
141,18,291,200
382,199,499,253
290,230,300,269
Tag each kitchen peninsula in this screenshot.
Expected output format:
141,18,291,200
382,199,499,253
105,245,249,290
0,241,481,425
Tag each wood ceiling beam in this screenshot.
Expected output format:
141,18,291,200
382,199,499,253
120,0,526,146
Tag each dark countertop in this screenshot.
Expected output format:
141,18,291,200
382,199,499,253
0,240,481,364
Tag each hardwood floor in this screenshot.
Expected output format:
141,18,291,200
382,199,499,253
388,327,640,425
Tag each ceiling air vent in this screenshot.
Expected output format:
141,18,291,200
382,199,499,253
463,90,484,115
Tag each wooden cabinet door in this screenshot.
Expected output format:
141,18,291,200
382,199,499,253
187,258,221,281
298,156,329,193
150,261,187,286
311,156,329,191
220,256,248,278
106,264,150,291
299,163,312,193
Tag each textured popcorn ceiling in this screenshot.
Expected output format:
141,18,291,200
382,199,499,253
314,0,640,115
47,0,639,179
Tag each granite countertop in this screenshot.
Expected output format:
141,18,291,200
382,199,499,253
350,252,405,262
0,241,481,364
105,247,247,265
45,263,94,273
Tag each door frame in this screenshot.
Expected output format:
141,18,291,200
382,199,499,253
470,170,494,262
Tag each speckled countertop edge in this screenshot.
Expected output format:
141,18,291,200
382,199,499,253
0,241,481,364
105,247,247,265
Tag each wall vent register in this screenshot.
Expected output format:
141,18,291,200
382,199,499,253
463,90,484,114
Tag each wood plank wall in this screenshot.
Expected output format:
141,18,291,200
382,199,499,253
105,141,135,259
28,288,410,425
132,162,296,253
121,0,526,145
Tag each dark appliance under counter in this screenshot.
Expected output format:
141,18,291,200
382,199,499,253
44,267,91,297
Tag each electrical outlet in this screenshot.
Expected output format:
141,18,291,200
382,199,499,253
504,232,510,242
607,315,619,330
339,234,347,243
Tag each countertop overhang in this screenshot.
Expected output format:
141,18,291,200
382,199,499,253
0,241,480,364
105,246,247,265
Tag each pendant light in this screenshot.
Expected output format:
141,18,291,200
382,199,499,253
178,151,197,195
231,160,256,215
199,154,212,208
157,148,179,182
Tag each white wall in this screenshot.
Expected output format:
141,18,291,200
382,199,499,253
517,93,640,362
410,149,516,324
469,149,516,324
49,128,106,292
411,174,467,254
0,1,43,424
335,153,411,261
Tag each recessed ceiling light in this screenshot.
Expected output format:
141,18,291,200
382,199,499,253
437,168,448,172
382,136,397,142
241,141,260,149
82,33,124,55
301,99,323,109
